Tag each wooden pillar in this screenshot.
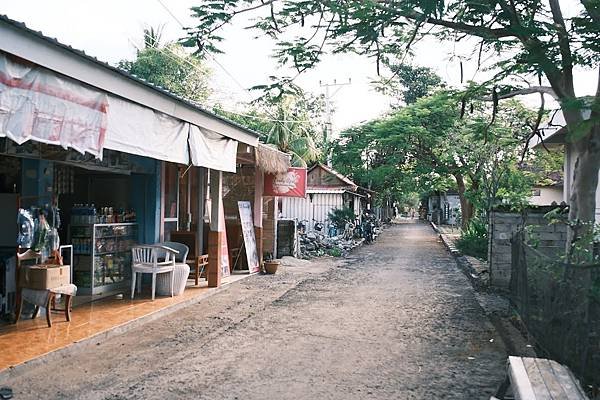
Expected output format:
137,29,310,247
207,169,223,288
197,167,207,255
254,168,264,265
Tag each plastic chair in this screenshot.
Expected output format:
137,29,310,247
160,241,189,263
131,246,175,301
156,242,190,295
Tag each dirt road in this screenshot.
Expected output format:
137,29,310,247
2,221,506,399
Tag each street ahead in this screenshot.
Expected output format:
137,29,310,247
3,221,506,399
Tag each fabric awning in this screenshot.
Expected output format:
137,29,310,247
0,52,241,170
0,53,107,158
104,95,190,165
188,125,238,173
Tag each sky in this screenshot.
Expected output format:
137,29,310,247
1,1,597,134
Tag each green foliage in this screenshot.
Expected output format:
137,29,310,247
186,0,600,230
119,39,211,103
326,247,342,257
397,192,420,210
375,64,443,106
331,88,537,223
214,82,327,166
186,1,598,94
328,207,356,229
456,218,488,260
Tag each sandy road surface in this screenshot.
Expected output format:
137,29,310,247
2,221,506,399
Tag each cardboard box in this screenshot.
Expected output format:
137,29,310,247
19,264,70,290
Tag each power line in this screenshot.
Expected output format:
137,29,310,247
146,3,316,138
128,36,313,125
150,0,325,162
154,0,253,102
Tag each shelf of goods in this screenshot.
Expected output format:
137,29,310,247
70,223,138,297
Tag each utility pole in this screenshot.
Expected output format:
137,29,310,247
319,78,351,143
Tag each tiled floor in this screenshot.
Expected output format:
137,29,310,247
0,274,249,372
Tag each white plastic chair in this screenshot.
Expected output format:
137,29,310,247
131,245,176,301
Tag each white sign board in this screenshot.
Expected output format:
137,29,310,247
237,201,260,274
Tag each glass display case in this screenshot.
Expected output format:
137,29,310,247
70,223,137,297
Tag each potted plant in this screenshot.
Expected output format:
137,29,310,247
263,253,280,274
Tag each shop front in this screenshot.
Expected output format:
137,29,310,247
0,140,161,308
0,13,273,371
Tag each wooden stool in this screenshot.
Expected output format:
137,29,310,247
192,254,209,286
14,284,76,328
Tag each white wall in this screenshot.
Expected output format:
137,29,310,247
529,187,564,206
280,193,347,232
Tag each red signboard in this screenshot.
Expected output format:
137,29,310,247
264,167,307,198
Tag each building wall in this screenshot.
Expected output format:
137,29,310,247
281,193,345,232
488,210,567,288
307,166,346,187
529,186,563,206
262,197,277,258
443,194,461,225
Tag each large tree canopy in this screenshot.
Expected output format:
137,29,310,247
187,0,599,246
120,28,212,103
332,90,536,228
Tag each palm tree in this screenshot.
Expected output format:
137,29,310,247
143,25,164,50
264,97,321,167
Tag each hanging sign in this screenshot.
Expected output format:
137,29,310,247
263,167,307,198
237,201,260,274
219,202,230,278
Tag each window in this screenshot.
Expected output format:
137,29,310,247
162,163,179,240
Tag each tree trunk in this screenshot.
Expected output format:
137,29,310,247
454,173,474,230
567,121,600,250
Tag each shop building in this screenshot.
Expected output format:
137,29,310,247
278,163,372,235
0,14,292,318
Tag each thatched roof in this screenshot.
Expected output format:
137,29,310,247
256,144,291,174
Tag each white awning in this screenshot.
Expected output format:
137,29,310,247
104,95,190,165
189,125,238,173
0,52,239,170
0,53,107,158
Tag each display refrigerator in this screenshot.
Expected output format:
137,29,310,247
70,223,137,297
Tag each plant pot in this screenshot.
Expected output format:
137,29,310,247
264,260,280,274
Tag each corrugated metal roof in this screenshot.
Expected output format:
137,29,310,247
0,14,260,141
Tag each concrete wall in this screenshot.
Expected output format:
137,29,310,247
489,209,567,288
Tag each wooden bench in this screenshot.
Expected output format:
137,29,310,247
493,356,588,400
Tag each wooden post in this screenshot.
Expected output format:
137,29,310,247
254,168,264,265
197,167,207,255
207,169,223,288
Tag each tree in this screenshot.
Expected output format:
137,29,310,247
375,64,443,106
186,0,600,247
119,28,211,103
215,81,327,166
332,91,536,229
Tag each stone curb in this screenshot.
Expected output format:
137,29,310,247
430,221,483,288
0,274,254,381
